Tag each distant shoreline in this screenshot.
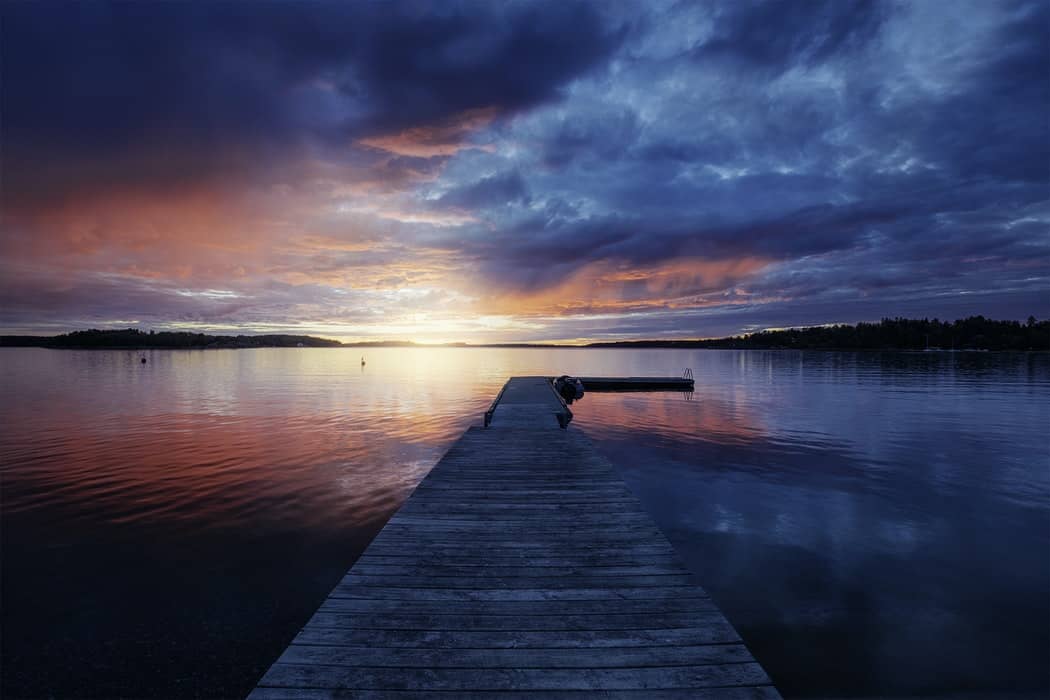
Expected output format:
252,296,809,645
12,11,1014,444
1,316,1047,351
4,346,1045,356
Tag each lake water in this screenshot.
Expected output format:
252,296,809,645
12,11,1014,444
1,347,1047,699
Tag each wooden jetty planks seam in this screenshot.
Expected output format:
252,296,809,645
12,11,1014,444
250,689,781,700
250,377,779,697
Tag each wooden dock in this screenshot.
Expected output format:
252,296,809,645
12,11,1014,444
578,376,694,392
251,377,779,698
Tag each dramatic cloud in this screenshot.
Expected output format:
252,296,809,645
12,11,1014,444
1,0,1047,341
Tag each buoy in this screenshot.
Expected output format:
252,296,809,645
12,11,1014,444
140,357,147,364
361,356,366,366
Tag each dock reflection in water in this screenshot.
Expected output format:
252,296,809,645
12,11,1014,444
1,347,1048,698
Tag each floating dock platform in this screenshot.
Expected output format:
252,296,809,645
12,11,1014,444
251,376,778,698
578,376,694,392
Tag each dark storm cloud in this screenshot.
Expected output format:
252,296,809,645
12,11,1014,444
423,0,1049,313
903,2,1050,185
0,0,623,205
467,212,640,290
539,108,642,168
453,196,921,295
693,0,890,71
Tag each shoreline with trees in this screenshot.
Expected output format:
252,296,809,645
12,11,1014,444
1,316,1047,351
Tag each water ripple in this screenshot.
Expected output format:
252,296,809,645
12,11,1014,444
1,347,1048,698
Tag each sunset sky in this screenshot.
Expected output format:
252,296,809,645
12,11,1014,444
2,0,1047,343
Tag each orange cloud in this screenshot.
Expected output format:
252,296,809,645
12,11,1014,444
0,184,284,287
479,256,773,317
357,107,498,157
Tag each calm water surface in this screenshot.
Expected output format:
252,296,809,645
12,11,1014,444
2,348,1048,698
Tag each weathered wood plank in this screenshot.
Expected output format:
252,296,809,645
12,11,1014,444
327,586,707,602
409,485,632,494
318,597,719,615
387,515,653,525
404,493,637,502
346,563,690,576
374,527,663,538
339,574,698,589
358,546,681,561
250,688,781,700
397,502,646,514
355,553,686,567
291,625,742,648
347,563,689,577
301,610,731,631
258,662,772,691
371,533,665,545
360,544,675,557
418,478,614,484
276,643,754,668
364,544,674,557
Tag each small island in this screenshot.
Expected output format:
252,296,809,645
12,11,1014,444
0,328,342,349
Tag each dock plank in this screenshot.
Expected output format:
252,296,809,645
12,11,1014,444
317,598,718,615
250,689,780,700
302,611,733,631
291,625,743,648
327,586,707,602
276,643,755,668
257,663,772,691
252,377,779,697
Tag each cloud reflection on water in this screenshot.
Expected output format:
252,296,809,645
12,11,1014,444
1,347,1047,697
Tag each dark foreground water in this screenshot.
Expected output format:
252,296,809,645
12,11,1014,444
1,348,1047,699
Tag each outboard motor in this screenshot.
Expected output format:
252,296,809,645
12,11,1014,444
554,375,585,404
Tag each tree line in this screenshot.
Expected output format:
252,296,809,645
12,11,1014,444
589,316,1049,351
1,316,1047,351
0,329,343,348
